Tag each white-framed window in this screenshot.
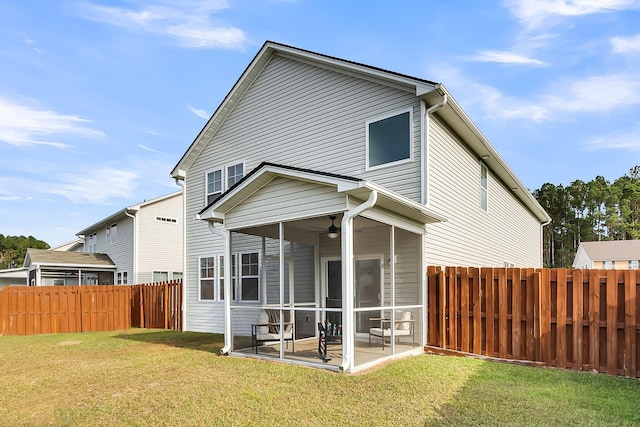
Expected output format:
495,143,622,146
629,260,639,269
172,272,183,280
53,279,65,286
199,256,216,300
227,162,244,188
117,271,128,285
108,223,118,244
239,252,259,301
153,271,169,282
366,109,412,170
604,261,613,270
480,163,488,212
88,233,97,253
206,168,223,205
199,252,257,301
205,160,245,206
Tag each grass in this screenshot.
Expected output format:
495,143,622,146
0,329,638,426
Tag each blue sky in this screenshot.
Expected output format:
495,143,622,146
1,0,640,247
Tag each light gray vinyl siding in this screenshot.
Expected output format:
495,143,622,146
136,193,184,284
426,116,542,267
192,54,423,203
225,177,347,229
183,54,428,333
85,216,134,280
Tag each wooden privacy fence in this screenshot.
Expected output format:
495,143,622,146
131,280,182,330
0,280,182,336
426,267,640,378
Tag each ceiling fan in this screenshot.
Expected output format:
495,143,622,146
326,215,340,239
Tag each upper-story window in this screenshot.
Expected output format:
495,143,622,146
480,164,488,212
88,233,97,253
366,109,412,170
227,163,244,188
206,168,223,205
206,161,244,205
108,223,118,244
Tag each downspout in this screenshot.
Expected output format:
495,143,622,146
124,210,137,284
540,217,552,268
339,189,378,372
175,178,186,331
207,221,232,355
421,93,448,205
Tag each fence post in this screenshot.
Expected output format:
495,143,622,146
438,269,446,348
623,269,636,378
572,269,584,371
164,282,169,329
606,270,618,376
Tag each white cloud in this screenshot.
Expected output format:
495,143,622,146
188,105,210,119
611,33,640,53
0,97,104,148
79,0,246,50
138,144,163,154
435,63,640,123
546,73,640,113
51,168,139,203
504,0,640,28
469,50,547,66
587,124,640,151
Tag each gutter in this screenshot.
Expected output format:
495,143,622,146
175,178,187,332
339,190,378,372
206,222,232,355
422,92,448,205
124,210,137,284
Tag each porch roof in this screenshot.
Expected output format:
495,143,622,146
197,162,446,225
24,248,116,270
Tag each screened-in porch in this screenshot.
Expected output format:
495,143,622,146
198,163,443,372
225,214,425,372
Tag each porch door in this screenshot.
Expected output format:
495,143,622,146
355,258,381,333
325,260,341,327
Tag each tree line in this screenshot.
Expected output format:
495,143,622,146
533,166,640,268
0,234,49,269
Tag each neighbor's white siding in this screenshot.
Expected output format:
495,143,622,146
426,116,542,267
136,193,184,283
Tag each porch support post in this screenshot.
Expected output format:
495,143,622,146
221,228,232,355
341,216,355,371
340,190,378,372
279,222,285,360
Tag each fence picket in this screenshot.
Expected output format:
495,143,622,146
0,281,181,336
426,267,640,379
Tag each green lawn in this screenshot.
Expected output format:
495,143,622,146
0,329,638,426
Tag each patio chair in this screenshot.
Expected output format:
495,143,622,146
368,310,414,349
251,309,295,354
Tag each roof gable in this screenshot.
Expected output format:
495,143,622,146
172,41,550,224
579,240,640,261
198,162,445,226
170,41,439,179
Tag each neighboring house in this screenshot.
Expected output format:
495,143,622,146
24,249,116,286
0,267,28,289
573,240,640,269
76,191,184,285
50,238,85,252
170,41,550,372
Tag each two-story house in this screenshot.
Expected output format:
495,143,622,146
171,41,550,372
23,191,184,287
76,190,184,285
573,240,640,269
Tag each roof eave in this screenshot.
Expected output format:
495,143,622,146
422,85,551,224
